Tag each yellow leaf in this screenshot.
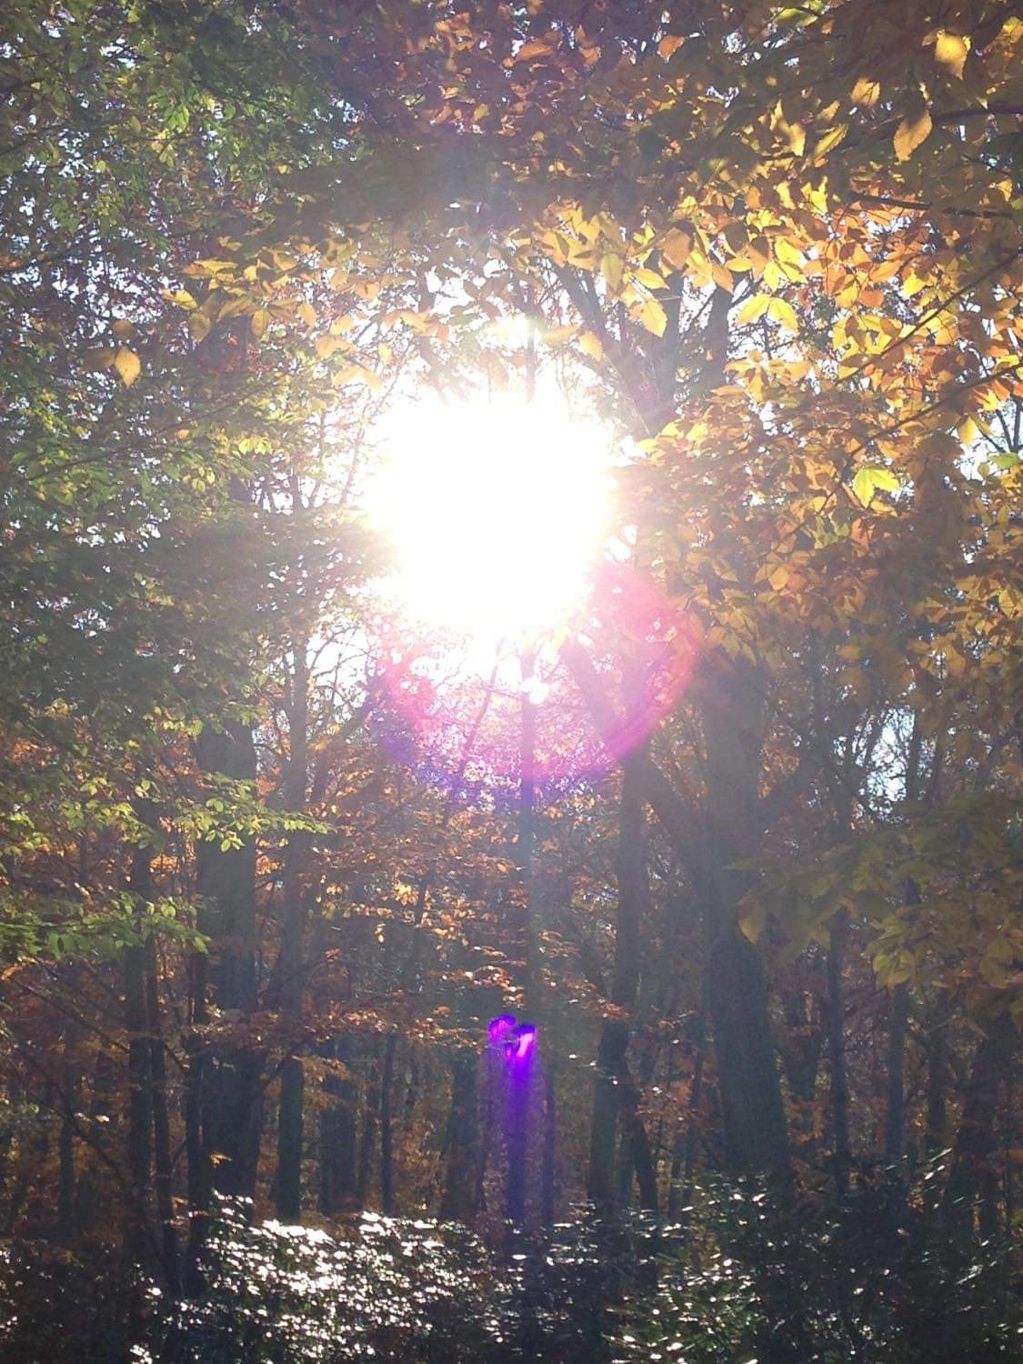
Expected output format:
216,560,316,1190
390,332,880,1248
250,308,269,339
635,294,667,337
315,334,343,359
297,301,316,327
774,237,804,271
631,265,666,291
894,107,932,162
543,324,577,346
957,415,980,446
934,30,969,79
815,122,848,156
163,288,197,310
768,565,789,591
736,294,770,325
766,297,799,333
578,330,604,362
851,75,881,107
601,252,623,293
113,347,141,387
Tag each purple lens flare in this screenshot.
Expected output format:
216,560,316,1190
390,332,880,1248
488,1016,537,1062
509,1022,536,1061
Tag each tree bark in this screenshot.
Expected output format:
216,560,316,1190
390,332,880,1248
563,641,790,1178
924,995,952,1158
124,837,154,1265
884,983,910,1164
318,1036,358,1216
825,910,852,1197
379,1033,397,1215
588,754,654,1211
276,643,310,1222
195,720,262,1203
439,1048,479,1222
943,1012,1016,1238
146,939,180,1292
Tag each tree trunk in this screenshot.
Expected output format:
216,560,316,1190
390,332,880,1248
124,836,154,1265
146,939,180,1292
380,1033,397,1215
58,1032,78,1243
924,995,951,1158
276,643,310,1222
669,1008,707,1223
318,1036,358,1216
357,1042,381,1204
825,910,852,1197
943,1012,1016,1238
439,1048,479,1222
562,641,789,1178
195,720,263,1203
884,983,909,1164
588,753,657,1212
700,659,790,1178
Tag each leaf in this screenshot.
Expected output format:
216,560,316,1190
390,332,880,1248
578,330,604,361
635,293,667,337
815,122,848,156
187,311,211,344
514,38,551,62
601,252,623,293
710,259,734,293
851,75,881,107
163,288,198,310
894,106,933,162
853,465,899,505
314,334,344,359
766,297,799,333
934,30,969,79
659,35,684,59
631,265,666,291
543,324,577,346
736,294,770,325
85,347,117,370
250,308,269,339
660,228,691,270
739,898,768,943
113,347,141,387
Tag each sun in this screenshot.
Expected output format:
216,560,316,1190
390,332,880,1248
365,390,615,648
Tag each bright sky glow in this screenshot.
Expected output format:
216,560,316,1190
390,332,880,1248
366,390,615,647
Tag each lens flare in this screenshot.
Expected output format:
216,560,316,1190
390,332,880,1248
365,391,613,646
365,390,700,796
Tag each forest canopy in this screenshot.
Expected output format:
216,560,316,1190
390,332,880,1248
3,1,1023,1360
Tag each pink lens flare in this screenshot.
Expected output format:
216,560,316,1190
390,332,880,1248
370,562,700,798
